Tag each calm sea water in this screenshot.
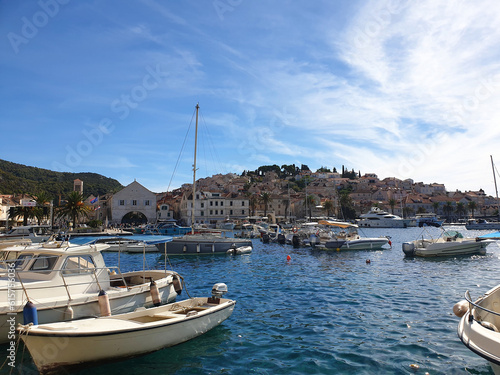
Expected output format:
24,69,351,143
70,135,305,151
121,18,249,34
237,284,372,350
5,226,500,375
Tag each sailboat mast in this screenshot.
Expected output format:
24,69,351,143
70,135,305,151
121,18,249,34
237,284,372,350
191,103,199,234
491,155,500,221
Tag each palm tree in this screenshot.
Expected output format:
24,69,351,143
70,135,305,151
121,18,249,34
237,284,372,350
259,192,271,217
456,202,467,220
249,194,258,217
33,191,52,225
388,198,396,214
468,201,477,218
432,201,440,215
443,201,454,222
322,200,334,218
56,191,91,230
8,205,35,226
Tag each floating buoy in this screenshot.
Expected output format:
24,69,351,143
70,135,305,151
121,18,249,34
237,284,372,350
388,240,392,246
453,299,469,317
366,259,371,264
409,363,419,369
150,280,161,306
64,305,74,320
287,255,291,261
98,290,111,317
23,301,38,325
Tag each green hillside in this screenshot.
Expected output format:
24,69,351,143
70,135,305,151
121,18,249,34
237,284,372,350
0,159,123,199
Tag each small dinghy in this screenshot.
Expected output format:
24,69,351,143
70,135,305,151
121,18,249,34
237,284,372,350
18,283,235,373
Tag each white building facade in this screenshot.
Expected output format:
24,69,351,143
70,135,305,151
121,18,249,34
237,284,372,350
111,181,157,224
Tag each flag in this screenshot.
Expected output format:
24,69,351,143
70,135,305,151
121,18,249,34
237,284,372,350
90,197,98,204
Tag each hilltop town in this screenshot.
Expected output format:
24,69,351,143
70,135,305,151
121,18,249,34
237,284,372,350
2,163,495,230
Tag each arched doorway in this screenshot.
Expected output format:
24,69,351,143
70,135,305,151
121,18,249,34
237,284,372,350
121,211,148,226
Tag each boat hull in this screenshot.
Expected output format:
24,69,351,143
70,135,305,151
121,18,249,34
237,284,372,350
19,298,235,373
403,239,492,257
324,238,388,250
0,270,180,344
155,235,252,254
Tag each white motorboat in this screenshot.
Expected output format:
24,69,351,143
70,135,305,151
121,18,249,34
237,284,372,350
465,218,500,230
454,286,500,374
358,207,416,228
18,283,235,374
0,225,52,243
317,220,390,250
0,237,183,344
402,230,494,257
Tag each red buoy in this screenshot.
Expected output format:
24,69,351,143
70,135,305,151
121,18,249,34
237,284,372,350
287,255,291,261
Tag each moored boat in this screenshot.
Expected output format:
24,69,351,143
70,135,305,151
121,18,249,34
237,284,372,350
18,283,235,374
402,230,494,257
358,207,416,228
318,220,390,250
454,286,500,374
0,237,182,344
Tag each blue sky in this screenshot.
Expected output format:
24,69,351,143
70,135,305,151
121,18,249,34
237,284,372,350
2,1,500,196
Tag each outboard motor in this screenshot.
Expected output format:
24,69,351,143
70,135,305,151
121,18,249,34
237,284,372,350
402,242,415,257
292,235,301,248
277,233,286,245
261,233,270,244
209,283,228,304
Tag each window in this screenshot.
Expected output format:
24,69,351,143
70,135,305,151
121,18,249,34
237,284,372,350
220,210,223,215
230,210,233,215
215,201,218,206
242,201,245,206
201,202,204,208
132,200,137,206
215,210,218,215
210,210,213,215
221,201,224,206
145,200,150,206
31,254,59,272
242,210,245,215
119,200,125,206
210,201,213,206
230,201,233,206
62,255,96,275
201,211,204,216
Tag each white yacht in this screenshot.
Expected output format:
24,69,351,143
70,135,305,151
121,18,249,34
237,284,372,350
358,207,416,228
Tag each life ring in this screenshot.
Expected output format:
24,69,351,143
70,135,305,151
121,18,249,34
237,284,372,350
293,227,298,233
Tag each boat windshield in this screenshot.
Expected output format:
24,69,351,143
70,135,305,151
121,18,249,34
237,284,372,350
0,252,35,271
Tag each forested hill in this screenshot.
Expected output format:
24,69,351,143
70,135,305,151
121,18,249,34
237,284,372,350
0,159,123,198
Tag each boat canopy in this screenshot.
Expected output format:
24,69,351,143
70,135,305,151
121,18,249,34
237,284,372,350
317,220,358,229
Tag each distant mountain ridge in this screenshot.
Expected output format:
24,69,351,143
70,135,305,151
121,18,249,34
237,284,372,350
0,159,123,199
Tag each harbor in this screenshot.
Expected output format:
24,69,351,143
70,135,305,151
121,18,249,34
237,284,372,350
2,226,499,374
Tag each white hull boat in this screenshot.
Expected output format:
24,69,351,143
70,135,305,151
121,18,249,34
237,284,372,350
0,239,182,344
454,286,500,375
18,285,235,374
358,207,416,228
316,220,390,251
402,230,494,257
